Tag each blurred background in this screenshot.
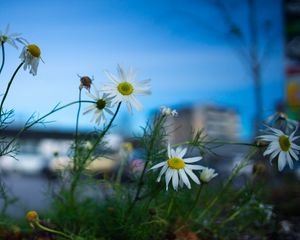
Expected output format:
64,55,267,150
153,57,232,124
0,0,300,220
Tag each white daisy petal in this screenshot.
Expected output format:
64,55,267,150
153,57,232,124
179,169,191,189
289,149,299,161
157,164,168,182
172,170,179,191
286,152,294,169
178,147,187,159
278,151,286,171
184,156,202,163
185,164,205,170
150,161,165,170
167,144,171,158
170,149,176,158
165,168,173,191
184,168,200,184
129,95,143,111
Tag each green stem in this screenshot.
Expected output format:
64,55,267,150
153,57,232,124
84,102,121,161
126,115,166,216
218,208,241,229
0,61,24,114
68,102,121,206
208,171,258,225
167,192,176,217
158,140,258,156
186,183,204,219
35,221,72,239
197,147,257,222
0,100,95,156
74,89,82,165
0,42,5,75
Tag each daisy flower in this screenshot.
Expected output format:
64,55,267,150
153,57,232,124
83,84,113,125
0,24,27,49
102,64,151,113
265,112,298,132
150,144,204,191
19,44,41,76
200,167,218,183
257,127,300,171
160,106,178,117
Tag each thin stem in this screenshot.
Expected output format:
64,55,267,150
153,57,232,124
186,184,204,219
0,100,95,156
68,102,121,208
167,192,176,217
0,61,24,114
126,115,166,216
84,102,121,161
35,221,72,239
197,147,257,221
208,171,258,225
74,89,82,165
0,42,5,75
158,140,258,156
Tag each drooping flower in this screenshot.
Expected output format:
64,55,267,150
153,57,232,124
78,75,93,92
265,112,298,132
19,44,41,76
0,24,27,49
160,106,178,117
83,84,113,125
257,126,300,171
199,167,218,183
150,144,204,191
102,64,151,113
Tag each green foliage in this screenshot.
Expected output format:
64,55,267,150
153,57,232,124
0,27,281,239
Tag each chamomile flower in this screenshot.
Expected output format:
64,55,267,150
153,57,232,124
150,144,204,191
200,167,218,183
83,84,113,125
0,24,27,49
265,112,298,132
19,44,41,76
257,127,300,171
102,64,151,113
160,106,178,117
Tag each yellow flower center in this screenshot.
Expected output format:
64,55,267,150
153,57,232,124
27,44,41,58
167,157,185,170
279,135,291,152
117,82,134,96
96,99,106,110
26,211,39,222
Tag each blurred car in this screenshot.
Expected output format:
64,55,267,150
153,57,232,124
0,154,48,175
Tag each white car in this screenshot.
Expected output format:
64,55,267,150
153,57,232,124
0,154,47,174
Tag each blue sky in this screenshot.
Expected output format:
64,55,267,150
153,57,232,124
0,0,284,139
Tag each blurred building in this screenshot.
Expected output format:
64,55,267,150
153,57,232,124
165,104,242,144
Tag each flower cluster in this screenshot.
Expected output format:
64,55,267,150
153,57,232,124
160,106,178,117
82,65,151,125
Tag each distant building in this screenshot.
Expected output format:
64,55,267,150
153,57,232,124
164,104,241,144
